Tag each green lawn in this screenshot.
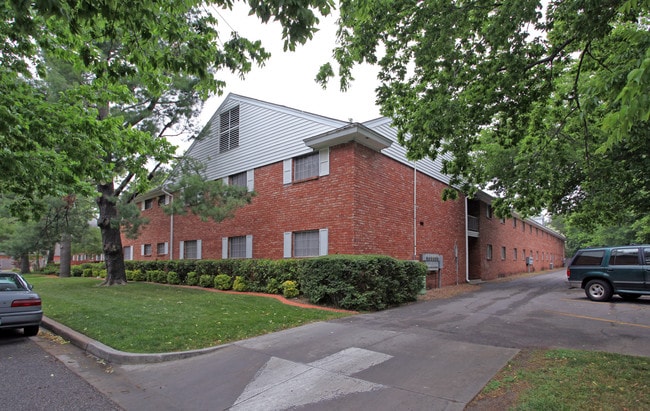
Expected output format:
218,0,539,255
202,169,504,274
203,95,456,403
470,348,650,410
28,275,350,353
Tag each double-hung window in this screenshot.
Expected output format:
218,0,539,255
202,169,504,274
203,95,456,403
283,229,328,258
180,240,202,260
294,153,319,181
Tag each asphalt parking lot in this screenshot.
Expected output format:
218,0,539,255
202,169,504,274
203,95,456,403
31,270,650,410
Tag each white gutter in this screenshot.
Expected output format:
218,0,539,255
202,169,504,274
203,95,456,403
161,187,174,260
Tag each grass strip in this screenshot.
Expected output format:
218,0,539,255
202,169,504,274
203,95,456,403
475,348,650,410
28,275,349,353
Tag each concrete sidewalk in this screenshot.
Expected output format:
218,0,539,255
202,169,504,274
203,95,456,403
39,315,518,410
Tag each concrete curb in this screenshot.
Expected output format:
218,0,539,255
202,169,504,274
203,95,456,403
41,316,230,365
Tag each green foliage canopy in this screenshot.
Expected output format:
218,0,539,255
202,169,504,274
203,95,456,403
321,0,650,232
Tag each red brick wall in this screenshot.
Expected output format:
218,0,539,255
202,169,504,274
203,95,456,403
468,202,565,281
123,142,564,285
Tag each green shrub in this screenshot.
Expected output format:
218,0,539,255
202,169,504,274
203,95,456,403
298,255,425,311
132,269,147,281
167,271,181,285
71,266,83,277
232,276,248,292
82,268,94,278
214,274,232,290
186,271,199,286
146,270,167,283
281,280,299,298
93,269,107,278
40,263,59,275
266,278,281,294
199,274,214,288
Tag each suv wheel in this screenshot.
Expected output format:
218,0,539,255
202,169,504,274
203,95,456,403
585,279,613,302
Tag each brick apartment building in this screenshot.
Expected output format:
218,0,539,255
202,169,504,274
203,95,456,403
121,94,565,287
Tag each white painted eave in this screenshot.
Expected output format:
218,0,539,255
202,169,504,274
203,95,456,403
304,123,393,151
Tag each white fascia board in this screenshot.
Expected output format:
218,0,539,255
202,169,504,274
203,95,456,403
304,123,393,152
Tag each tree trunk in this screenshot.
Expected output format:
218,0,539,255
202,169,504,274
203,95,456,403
47,246,55,265
97,181,127,285
59,233,72,277
20,254,30,274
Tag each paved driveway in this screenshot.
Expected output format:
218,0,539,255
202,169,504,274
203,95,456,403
36,270,650,410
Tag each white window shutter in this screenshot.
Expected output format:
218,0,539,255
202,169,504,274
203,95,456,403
164,242,169,254
283,232,292,258
319,148,330,176
196,240,202,260
319,228,329,256
179,241,185,260
141,244,145,256
283,159,292,184
222,237,228,259
246,235,253,258
246,169,254,192
140,202,145,211
222,177,229,185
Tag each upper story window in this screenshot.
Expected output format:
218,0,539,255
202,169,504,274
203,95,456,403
229,171,247,188
294,152,319,181
486,205,492,219
219,106,239,153
143,198,153,210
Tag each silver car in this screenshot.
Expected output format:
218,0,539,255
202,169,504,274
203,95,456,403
0,271,42,336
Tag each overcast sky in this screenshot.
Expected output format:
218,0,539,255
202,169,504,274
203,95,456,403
195,4,382,130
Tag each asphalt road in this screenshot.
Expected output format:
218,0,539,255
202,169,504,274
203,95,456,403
0,329,120,410
16,270,650,410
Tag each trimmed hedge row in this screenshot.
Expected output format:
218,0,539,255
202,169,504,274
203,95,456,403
67,255,426,311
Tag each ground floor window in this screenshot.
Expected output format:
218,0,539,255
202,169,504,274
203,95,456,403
180,240,202,260
284,229,328,258
123,246,133,260
486,244,493,261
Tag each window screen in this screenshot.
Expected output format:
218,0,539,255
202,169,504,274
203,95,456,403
184,240,198,259
143,244,152,256
229,236,247,259
294,230,319,257
229,171,247,188
294,153,319,181
157,242,167,255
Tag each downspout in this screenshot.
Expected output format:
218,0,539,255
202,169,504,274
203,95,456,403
162,187,174,260
413,161,417,260
465,195,470,283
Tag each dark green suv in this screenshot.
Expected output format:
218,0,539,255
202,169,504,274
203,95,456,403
567,245,650,302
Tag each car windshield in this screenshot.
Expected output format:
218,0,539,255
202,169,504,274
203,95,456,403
0,274,27,291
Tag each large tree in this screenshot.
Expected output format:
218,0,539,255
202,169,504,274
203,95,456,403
1,0,333,284
320,0,649,233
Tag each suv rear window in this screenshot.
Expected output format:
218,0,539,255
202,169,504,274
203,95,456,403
571,250,605,266
608,248,640,265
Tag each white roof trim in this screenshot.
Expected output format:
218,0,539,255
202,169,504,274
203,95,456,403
304,123,393,151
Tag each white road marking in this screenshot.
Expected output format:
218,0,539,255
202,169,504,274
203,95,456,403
230,348,393,410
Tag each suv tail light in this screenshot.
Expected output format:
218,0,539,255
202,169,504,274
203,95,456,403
12,298,42,307
566,268,571,278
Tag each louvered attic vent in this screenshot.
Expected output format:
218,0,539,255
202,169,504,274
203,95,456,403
219,105,240,153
